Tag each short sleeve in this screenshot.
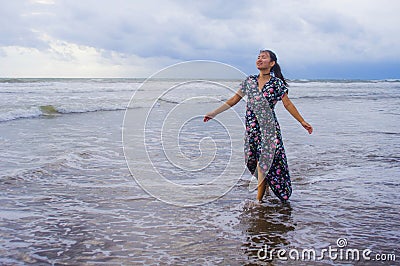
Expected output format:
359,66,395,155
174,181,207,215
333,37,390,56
274,78,289,101
239,79,247,95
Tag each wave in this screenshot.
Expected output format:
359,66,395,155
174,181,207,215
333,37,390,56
0,78,145,84
0,96,221,123
2,78,399,85
157,98,181,104
0,107,43,122
381,79,400,83
0,78,46,84
40,105,60,115
290,79,400,84
0,105,127,123
0,88,137,95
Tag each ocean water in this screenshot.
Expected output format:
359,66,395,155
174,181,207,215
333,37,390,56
0,78,399,265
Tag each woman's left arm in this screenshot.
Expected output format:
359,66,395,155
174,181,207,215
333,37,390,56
282,94,313,134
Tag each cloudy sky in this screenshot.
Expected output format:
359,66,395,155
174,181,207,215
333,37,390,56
0,0,399,79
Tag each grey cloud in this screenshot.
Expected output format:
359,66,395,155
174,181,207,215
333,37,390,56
0,0,399,78
4,0,257,61
0,1,48,49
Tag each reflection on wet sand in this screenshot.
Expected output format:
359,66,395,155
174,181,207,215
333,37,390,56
239,199,294,265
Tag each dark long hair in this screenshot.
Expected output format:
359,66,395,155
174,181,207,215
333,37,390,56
260,49,288,86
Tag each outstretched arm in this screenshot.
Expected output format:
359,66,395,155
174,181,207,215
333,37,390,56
203,89,244,122
282,94,313,134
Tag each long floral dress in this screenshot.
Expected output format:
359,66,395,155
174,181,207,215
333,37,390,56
240,75,292,201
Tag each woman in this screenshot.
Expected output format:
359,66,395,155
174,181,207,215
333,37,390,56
204,50,313,202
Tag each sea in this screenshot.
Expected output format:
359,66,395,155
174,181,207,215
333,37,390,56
0,77,399,265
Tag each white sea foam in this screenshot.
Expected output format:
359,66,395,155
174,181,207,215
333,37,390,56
0,107,43,122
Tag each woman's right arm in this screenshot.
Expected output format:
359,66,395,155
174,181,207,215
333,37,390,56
203,89,244,122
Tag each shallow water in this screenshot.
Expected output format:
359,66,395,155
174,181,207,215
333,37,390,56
0,79,399,265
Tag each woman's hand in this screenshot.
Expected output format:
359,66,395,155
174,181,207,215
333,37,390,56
203,111,216,122
301,121,313,134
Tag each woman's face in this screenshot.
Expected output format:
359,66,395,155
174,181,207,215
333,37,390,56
256,52,275,71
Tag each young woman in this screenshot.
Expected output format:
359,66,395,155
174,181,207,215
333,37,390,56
204,50,313,202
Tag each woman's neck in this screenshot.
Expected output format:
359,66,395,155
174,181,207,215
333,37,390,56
259,70,271,80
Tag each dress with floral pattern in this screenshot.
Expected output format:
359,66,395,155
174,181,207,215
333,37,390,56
240,75,291,201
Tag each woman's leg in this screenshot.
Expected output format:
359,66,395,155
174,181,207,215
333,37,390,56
256,164,268,201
